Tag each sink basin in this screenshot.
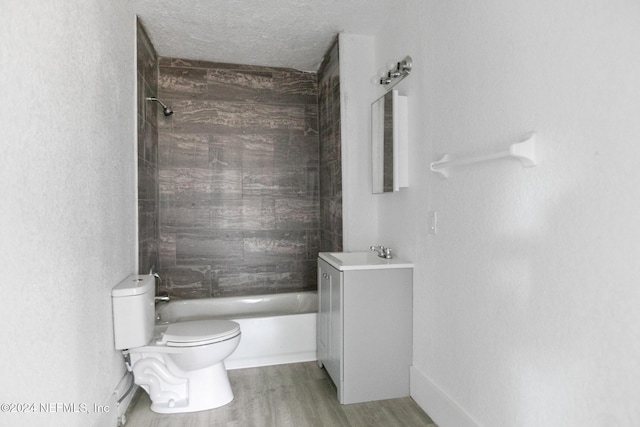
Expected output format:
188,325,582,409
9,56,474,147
319,251,413,271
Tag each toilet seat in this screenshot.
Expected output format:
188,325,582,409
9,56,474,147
161,319,241,347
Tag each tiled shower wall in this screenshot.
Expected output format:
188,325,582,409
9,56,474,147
157,58,320,298
136,20,159,275
318,40,343,252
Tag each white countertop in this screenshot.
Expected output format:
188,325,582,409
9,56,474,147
318,251,413,271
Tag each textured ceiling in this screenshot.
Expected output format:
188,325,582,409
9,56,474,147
130,0,395,72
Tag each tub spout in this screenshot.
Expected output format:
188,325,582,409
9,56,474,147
155,295,170,303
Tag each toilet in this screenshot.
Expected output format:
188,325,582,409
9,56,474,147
111,274,241,414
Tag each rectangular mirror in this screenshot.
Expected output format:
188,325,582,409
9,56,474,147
371,90,408,194
371,91,395,193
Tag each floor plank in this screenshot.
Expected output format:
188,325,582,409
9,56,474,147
125,362,437,427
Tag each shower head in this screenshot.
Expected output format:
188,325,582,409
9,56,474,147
146,97,174,117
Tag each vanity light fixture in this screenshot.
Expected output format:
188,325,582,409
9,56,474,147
379,56,412,88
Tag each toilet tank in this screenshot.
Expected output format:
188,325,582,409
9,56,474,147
112,274,155,350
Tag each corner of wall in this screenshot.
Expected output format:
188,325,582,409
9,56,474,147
133,16,140,275
411,366,481,427
337,33,380,251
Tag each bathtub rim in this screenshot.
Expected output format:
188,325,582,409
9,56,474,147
153,291,318,370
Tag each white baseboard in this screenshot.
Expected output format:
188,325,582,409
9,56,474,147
410,366,481,427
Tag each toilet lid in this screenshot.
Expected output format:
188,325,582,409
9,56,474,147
161,319,240,347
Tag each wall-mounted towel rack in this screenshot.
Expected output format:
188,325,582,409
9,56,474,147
430,133,537,178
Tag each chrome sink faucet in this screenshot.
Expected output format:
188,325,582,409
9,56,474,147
370,245,393,259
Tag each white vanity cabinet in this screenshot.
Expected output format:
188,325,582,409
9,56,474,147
317,252,413,405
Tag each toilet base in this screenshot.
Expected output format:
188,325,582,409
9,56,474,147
134,359,234,414
127,326,241,414
151,361,233,414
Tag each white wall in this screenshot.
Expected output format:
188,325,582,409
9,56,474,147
0,1,136,426
339,33,381,252
341,0,640,426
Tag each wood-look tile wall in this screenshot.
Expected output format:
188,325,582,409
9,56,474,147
157,58,320,298
136,20,159,275
318,40,343,252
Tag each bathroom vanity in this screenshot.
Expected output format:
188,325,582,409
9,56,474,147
317,252,413,404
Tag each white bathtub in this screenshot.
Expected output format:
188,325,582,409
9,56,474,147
155,292,317,370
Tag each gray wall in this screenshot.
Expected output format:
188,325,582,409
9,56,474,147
137,20,159,275
318,40,343,252
157,58,320,298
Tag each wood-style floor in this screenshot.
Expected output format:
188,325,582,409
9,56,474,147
125,362,437,427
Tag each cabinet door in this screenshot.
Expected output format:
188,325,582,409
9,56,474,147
317,259,342,389
341,268,413,404
327,263,342,387
317,260,331,364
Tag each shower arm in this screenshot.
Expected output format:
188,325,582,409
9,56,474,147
145,97,168,108
145,97,173,117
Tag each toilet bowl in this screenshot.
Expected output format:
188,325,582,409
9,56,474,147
112,275,241,414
